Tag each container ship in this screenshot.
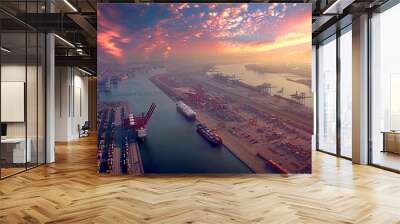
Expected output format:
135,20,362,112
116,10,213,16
176,101,196,120
196,123,222,146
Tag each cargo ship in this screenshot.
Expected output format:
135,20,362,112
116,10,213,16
256,153,289,174
105,78,111,92
176,101,196,120
265,159,289,174
196,123,222,146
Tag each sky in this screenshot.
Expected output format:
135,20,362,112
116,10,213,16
98,3,311,66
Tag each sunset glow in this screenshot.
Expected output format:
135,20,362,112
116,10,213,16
98,3,311,64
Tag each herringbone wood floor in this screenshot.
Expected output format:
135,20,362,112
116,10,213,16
1,135,400,224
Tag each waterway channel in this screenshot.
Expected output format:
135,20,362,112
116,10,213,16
99,73,252,173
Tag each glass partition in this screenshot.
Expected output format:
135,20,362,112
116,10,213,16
0,1,46,179
339,27,352,158
1,30,28,177
317,35,337,154
27,30,38,169
370,3,400,171
38,32,45,165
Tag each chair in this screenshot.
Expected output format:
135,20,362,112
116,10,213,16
79,121,90,138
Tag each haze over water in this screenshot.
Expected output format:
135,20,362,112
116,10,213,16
209,63,313,108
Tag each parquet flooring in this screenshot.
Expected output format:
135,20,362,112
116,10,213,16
1,135,400,223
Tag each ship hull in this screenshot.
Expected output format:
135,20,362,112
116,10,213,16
196,124,222,146
176,101,196,121
177,107,196,120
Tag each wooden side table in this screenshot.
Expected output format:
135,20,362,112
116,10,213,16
381,131,400,154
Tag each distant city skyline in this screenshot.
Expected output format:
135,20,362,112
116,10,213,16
98,3,311,66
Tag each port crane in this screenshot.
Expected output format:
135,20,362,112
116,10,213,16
228,74,243,85
134,102,156,129
213,73,243,85
257,83,275,95
290,91,311,105
276,88,284,96
125,102,157,139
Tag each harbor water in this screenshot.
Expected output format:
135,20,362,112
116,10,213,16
99,74,252,173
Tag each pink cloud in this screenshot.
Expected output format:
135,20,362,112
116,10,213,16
98,30,123,58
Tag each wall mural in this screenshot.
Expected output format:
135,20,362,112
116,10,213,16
97,3,312,174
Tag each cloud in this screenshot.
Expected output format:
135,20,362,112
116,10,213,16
97,3,311,63
98,30,124,58
222,31,311,54
97,6,132,60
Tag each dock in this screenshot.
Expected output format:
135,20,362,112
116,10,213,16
97,102,144,175
150,72,312,173
127,143,144,175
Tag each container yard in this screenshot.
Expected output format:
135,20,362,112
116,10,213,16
97,99,154,175
150,72,312,173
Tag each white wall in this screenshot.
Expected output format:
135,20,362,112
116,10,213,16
1,64,26,138
72,73,89,138
1,63,46,163
1,64,26,81
1,65,41,137
55,66,69,141
54,66,89,141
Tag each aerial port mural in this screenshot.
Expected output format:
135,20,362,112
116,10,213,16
97,3,312,174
